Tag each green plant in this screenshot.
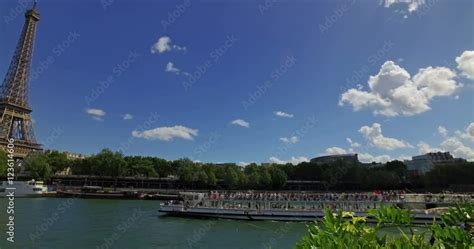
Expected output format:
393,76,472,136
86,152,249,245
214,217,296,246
295,203,474,249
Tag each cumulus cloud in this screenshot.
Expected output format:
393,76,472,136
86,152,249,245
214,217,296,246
150,36,187,54
359,123,413,150
358,153,392,163
86,108,106,121
165,62,181,75
346,138,361,148
468,123,474,137
269,156,309,165
417,142,442,154
454,122,474,142
325,147,347,155
237,162,252,167
274,111,294,118
339,61,460,116
230,119,250,128
456,50,474,80
441,137,474,161
280,136,299,144
132,125,198,141
121,113,133,120
383,0,425,12
437,126,448,137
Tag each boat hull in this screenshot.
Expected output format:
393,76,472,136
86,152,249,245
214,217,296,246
159,205,437,224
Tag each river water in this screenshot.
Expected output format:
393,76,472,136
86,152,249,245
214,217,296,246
0,198,308,249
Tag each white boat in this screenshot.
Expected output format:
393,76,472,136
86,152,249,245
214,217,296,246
159,192,472,223
0,180,48,197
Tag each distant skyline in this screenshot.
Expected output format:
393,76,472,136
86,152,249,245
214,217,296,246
0,0,473,164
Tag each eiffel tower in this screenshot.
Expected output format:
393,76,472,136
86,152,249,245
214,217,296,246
0,1,42,158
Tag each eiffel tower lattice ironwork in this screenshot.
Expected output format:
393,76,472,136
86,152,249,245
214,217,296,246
0,2,42,158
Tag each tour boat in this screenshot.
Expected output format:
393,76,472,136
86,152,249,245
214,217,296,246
159,192,473,223
0,180,48,197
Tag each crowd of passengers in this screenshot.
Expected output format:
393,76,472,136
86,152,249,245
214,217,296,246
207,190,406,202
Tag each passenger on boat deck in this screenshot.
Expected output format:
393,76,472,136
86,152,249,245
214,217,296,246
205,190,414,203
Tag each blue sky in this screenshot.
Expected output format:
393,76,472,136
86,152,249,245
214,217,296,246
1,0,473,164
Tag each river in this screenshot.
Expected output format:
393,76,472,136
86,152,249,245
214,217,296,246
0,198,308,249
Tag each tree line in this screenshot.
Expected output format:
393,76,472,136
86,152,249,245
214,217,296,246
1,148,473,191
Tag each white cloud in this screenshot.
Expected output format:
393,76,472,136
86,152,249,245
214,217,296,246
359,123,413,150
122,113,133,120
454,122,474,142
269,156,308,165
86,108,106,121
358,153,391,163
230,119,250,128
417,142,442,154
346,138,361,148
150,36,187,54
274,111,294,118
383,0,425,12
437,126,448,137
132,125,198,141
440,137,474,161
456,50,474,80
340,61,460,117
280,136,299,144
468,123,474,137
325,147,347,155
165,62,181,75
237,162,252,167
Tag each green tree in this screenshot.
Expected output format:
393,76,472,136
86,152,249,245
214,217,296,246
258,168,272,189
269,167,287,189
247,172,260,189
197,170,208,185
92,149,127,178
205,170,217,186
46,151,70,174
24,153,52,181
223,166,239,189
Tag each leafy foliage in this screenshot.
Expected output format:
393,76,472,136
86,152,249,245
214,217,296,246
16,147,472,191
24,153,52,181
295,203,474,249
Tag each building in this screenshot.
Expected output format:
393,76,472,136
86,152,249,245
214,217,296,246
404,152,466,173
310,154,359,165
44,149,86,176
